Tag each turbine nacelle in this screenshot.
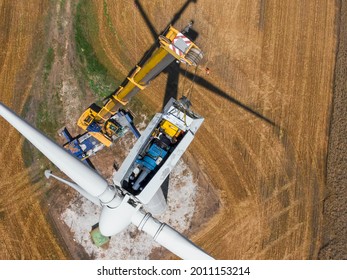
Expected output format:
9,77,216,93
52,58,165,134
113,98,204,205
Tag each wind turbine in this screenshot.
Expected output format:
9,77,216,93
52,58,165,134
0,101,213,260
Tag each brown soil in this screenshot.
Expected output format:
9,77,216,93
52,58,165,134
0,0,92,260
93,0,337,259
0,0,68,259
0,0,346,260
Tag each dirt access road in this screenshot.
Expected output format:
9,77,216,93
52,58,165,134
0,0,345,259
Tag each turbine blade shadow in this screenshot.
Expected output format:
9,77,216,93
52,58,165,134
181,69,277,127
134,0,158,40
162,63,180,109
169,0,198,27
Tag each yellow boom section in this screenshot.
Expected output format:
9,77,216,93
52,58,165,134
92,46,171,122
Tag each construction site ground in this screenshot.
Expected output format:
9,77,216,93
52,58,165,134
0,0,346,260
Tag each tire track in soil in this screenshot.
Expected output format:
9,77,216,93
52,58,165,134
0,0,68,259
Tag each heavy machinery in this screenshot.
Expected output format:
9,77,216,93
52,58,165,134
62,24,203,162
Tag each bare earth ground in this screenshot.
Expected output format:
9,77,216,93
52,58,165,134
86,0,340,259
0,0,346,260
0,0,68,259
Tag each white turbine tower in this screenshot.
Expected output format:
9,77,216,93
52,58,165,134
0,102,213,260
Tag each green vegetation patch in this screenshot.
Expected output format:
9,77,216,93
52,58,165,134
36,97,60,136
43,47,54,80
22,91,63,172
22,138,35,167
74,1,156,127
75,0,120,100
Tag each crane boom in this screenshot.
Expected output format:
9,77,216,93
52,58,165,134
77,25,202,147
61,25,203,162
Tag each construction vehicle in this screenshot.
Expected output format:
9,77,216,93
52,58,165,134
62,24,203,162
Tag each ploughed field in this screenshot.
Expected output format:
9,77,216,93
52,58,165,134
0,0,345,259
0,0,68,259
83,0,340,259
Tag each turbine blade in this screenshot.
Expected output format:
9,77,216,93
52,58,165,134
132,210,214,260
0,102,108,198
45,170,101,206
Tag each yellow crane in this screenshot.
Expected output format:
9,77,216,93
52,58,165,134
77,25,203,147
60,24,202,163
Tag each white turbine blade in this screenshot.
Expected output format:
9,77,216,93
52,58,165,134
0,102,108,198
45,170,101,206
156,224,214,260
132,210,214,260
